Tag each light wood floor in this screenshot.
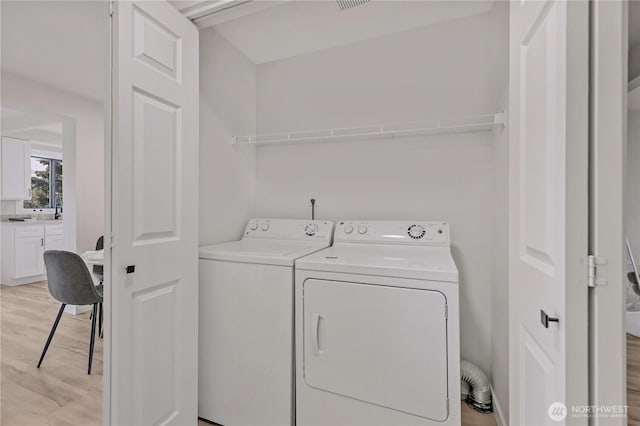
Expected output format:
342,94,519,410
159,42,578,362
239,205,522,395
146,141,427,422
0,282,498,426
629,334,640,426
1,282,103,425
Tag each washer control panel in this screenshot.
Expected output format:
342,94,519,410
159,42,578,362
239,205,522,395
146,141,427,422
244,219,334,241
334,221,450,246
407,224,426,239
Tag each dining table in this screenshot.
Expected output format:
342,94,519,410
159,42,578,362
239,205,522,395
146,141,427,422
80,249,104,286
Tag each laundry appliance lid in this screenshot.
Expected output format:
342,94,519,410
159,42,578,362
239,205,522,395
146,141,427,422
295,243,459,282
199,238,331,267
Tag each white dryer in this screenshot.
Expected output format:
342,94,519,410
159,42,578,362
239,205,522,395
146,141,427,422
295,220,460,426
199,218,334,426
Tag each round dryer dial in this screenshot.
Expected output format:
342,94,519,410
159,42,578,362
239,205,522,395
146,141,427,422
358,225,368,235
250,223,259,231
305,224,318,236
407,224,426,239
262,223,270,231
344,225,354,234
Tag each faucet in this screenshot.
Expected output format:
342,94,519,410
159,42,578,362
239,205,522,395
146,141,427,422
54,193,62,220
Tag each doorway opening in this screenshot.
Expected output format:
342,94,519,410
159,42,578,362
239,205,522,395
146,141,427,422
0,1,108,424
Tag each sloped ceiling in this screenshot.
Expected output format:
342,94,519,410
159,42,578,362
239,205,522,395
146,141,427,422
210,0,495,64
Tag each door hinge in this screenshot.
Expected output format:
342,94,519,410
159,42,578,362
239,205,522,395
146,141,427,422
109,1,114,17
588,255,607,287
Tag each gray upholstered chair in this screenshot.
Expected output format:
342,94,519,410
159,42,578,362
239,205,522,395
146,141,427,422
38,250,103,374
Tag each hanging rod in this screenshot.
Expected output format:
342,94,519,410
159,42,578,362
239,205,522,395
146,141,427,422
233,112,506,146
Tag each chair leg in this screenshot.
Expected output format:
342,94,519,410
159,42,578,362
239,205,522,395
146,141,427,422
88,304,97,374
98,303,103,339
37,303,66,368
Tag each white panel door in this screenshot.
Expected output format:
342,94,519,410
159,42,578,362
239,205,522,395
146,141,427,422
14,236,45,278
509,1,589,424
1,137,31,200
109,1,199,425
303,279,449,422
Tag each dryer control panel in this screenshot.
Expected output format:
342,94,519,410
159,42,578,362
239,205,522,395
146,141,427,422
244,219,334,241
334,220,450,246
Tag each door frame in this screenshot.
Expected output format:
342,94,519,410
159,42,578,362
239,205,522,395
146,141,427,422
588,1,627,424
99,1,630,424
103,1,114,423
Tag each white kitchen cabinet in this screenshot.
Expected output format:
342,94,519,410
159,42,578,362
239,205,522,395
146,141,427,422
1,137,31,200
44,234,65,251
14,234,45,278
45,224,65,251
1,222,64,285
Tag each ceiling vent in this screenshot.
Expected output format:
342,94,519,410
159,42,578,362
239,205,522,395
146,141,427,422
336,0,371,12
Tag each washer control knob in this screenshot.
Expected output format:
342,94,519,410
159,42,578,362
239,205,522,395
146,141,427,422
344,225,354,234
250,223,259,231
262,223,270,231
305,224,318,236
358,225,368,235
407,224,426,239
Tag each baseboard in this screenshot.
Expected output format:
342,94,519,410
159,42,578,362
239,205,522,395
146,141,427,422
491,386,507,426
626,310,640,337
65,304,91,315
1,274,46,286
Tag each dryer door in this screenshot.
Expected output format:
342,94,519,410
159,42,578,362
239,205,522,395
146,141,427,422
303,279,449,421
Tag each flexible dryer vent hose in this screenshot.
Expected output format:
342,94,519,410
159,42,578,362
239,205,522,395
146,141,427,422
460,359,493,413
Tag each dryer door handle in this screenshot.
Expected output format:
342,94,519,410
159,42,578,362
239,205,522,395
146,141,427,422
311,312,322,355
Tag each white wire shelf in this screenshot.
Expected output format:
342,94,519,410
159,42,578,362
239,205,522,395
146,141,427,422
233,112,506,146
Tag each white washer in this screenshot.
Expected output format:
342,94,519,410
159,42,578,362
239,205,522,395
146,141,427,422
295,220,460,426
199,218,334,426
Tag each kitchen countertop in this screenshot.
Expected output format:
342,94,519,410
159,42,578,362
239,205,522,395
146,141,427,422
1,219,64,225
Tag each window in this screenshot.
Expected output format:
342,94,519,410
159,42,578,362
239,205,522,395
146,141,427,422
23,156,63,209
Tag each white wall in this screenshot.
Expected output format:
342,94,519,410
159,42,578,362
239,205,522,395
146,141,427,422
490,8,510,418
630,0,640,82
1,0,107,102
491,107,509,423
631,43,640,82
1,72,104,253
253,4,508,377
627,108,640,270
627,108,640,311
199,29,256,245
